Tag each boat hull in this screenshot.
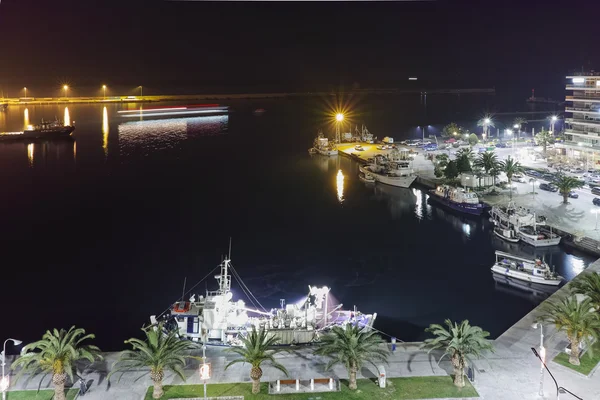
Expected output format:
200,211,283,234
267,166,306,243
359,165,415,188
493,228,520,243
428,191,485,216
491,265,562,286
518,231,561,247
315,147,338,156
22,126,75,139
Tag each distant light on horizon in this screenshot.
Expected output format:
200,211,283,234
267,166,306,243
408,77,418,81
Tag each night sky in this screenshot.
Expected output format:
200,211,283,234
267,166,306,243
0,0,598,96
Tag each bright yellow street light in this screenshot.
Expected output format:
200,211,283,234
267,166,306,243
63,85,69,98
102,85,107,99
336,113,344,122
23,87,27,98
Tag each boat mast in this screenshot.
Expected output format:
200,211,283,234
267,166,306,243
217,239,232,295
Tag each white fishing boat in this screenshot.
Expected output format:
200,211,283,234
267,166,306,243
518,225,562,247
311,131,338,156
359,172,375,183
359,150,416,188
493,226,520,243
489,202,546,227
151,247,376,346
490,251,563,286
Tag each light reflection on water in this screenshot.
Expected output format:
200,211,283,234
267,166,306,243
23,108,29,130
27,143,33,166
102,107,109,156
117,115,228,156
336,169,344,203
64,107,70,126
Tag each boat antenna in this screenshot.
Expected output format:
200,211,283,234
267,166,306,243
181,277,187,302
228,237,232,260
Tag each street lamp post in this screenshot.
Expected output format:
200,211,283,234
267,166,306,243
2,338,23,400
592,209,600,231
532,323,544,397
530,178,537,199
63,85,68,99
550,115,558,134
335,113,344,143
513,124,520,143
139,86,143,97
23,87,27,99
530,347,583,400
102,85,107,100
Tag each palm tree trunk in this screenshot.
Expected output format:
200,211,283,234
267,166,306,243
152,380,164,399
251,378,261,394
569,338,581,366
52,373,68,400
563,194,568,204
508,178,512,199
451,354,465,388
349,361,358,390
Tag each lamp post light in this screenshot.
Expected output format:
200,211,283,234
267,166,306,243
139,85,143,97
531,323,545,397
550,115,558,134
102,85,107,100
530,178,537,199
513,124,520,143
63,85,68,99
592,209,600,231
2,338,23,400
335,113,344,143
530,347,583,400
23,87,27,99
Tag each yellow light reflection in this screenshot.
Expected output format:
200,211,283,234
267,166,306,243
24,108,29,130
102,106,109,155
336,169,344,203
27,143,34,166
64,107,70,126
73,140,76,163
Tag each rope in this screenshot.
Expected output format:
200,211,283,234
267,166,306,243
229,262,268,312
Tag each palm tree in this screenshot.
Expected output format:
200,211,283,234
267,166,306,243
422,320,493,388
513,117,527,140
315,324,389,390
12,327,102,400
554,174,584,204
535,129,554,156
474,151,499,175
456,147,475,162
571,272,600,312
109,323,198,399
442,122,462,138
500,156,523,199
477,116,495,140
225,327,288,394
537,297,600,365
472,166,485,189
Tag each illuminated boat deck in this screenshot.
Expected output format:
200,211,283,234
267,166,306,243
118,104,229,118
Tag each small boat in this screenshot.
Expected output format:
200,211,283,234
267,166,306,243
358,149,416,188
493,226,520,243
489,202,546,227
518,225,561,247
253,108,266,115
308,148,317,155
0,118,75,141
428,185,486,216
491,251,563,286
311,130,338,156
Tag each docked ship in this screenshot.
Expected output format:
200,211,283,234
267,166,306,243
428,185,486,216
310,131,338,156
491,251,563,286
150,252,377,346
489,203,546,228
0,118,75,141
358,150,416,188
518,225,561,247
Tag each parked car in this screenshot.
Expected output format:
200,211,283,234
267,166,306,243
513,175,527,183
594,197,600,206
539,183,558,192
354,145,364,151
592,186,600,196
495,142,507,148
559,191,579,199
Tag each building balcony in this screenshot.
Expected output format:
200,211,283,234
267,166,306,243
565,107,600,115
565,118,600,127
566,96,600,103
556,141,600,152
565,129,600,138
566,85,600,91
567,72,600,77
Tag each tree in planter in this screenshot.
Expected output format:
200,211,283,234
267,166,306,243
474,151,499,175
422,320,493,388
315,324,389,390
571,272,600,312
468,133,479,146
224,327,288,394
444,160,459,180
554,174,584,204
535,129,554,156
12,327,102,400
442,122,463,138
537,296,600,366
513,117,527,140
456,154,472,173
109,323,199,399
499,156,523,199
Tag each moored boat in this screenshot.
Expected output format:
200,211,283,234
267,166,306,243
359,172,375,183
489,202,546,227
311,131,338,156
491,251,563,286
428,185,486,216
493,226,520,243
0,118,75,141
518,225,561,247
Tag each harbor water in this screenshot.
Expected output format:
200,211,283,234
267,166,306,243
0,95,591,350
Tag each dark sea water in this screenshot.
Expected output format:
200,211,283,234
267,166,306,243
0,95,591,351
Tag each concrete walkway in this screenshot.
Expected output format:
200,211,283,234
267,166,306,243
6,260,600,400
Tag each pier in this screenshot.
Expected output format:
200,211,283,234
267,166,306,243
0,87,495,105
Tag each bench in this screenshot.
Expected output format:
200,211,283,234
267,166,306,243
310,378,334,391
272,378,338,394
276,379,299,391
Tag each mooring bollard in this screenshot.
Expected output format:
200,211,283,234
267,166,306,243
328,378,333,390
276,380,280,392
310,378,314,391
296,379,299,391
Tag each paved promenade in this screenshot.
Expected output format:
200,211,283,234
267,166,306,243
6,258,600,400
